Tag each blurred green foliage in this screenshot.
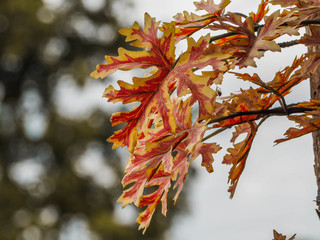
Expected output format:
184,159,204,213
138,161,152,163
0,0,189,239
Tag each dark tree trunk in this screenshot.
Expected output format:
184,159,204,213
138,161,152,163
307,24,320,217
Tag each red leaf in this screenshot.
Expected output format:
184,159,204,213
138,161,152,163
92,13,229,152
91,13,177,152
192,142,222,172
117,97,217,233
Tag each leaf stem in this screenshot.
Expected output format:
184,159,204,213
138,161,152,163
202,127,230,142
257,115,269,128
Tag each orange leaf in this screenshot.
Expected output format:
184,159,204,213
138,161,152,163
275,108,320,144
223,122,257,198
213,88,273,128
249,0,270,23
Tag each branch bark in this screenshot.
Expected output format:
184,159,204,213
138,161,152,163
207,104,311,125
307,18,320,218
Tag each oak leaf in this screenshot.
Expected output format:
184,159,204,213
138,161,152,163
117,98,221,232
223,122,257,198
237,10,299,67
192,142,222,172
91,13,176,153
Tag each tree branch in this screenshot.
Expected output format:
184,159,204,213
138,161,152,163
207,104,312,125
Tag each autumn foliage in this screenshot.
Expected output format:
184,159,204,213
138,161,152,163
91,0,320,233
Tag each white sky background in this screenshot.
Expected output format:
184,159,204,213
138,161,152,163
110,1,320,240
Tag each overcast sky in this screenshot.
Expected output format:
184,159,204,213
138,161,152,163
108,1,320,239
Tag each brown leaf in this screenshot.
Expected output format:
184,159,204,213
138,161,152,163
298,25,320,46
273,230,296,240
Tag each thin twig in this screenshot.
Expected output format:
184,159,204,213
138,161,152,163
209,19,320,43
278,40,298,48
257,115,269,128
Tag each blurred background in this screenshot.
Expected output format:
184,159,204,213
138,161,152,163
0,0,320,240
0,0,191,239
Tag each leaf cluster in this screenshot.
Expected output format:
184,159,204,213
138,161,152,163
91,0,320,233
